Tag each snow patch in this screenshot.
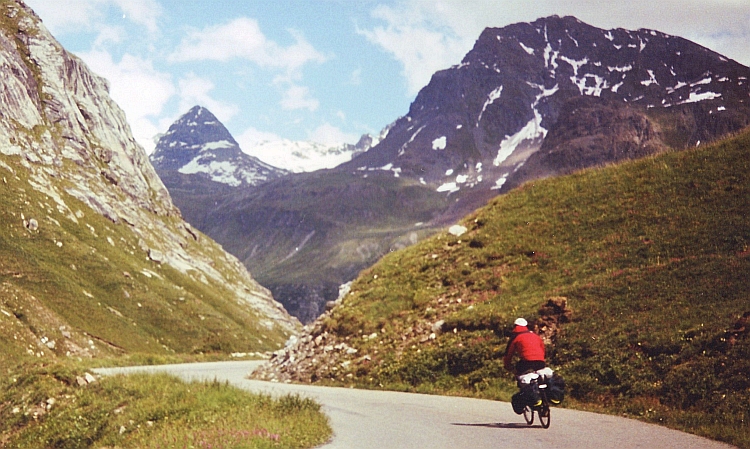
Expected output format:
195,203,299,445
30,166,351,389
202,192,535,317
243,139,358,173
492,174,508,190
178,158,241,187
573,74,608,96
432,136,447,150
683,91,722,104
641,70,658,86
379,163,401,178
666,81,688,93
560,56,588,76
544,44,559,73
437,182,459,193
478,86,503,123
519,42,535,55
493,84,555,166
494,116,543,166
202,140,234,151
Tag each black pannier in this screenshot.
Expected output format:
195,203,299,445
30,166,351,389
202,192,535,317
546,372,565,404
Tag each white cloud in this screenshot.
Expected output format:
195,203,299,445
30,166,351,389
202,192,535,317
308,123,358,147
237,127,283,147
169,17,327,72
78,49,175,154
110,0,161,33
280,84,319,112
177,73,240,124
358,3,474,96
349,67,362,85
25,0,99,33
26,0,161,35
91,25,127,47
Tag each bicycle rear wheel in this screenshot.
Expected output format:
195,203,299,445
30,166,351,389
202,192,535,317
523,405,534,425
539,405,550,428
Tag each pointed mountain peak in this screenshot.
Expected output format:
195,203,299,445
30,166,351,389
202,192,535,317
155,105,238,158
150,105,287,188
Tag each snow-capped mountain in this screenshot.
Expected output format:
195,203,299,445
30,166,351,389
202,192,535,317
153,15,750,324
340,15,750,195
150,106,288,187
242,132,381,173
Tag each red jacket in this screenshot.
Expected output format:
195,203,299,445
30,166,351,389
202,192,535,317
503,326,545,368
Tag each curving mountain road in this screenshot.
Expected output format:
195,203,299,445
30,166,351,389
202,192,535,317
96,361,733,449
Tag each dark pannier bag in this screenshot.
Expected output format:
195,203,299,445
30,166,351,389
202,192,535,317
511,382,541,414
511,391,525,414
546,373,565,404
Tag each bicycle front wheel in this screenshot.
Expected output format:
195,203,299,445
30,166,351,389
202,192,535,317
539,405,550,428
523,405,534,425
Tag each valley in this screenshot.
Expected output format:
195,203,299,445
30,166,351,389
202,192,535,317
153,15,750,325
1,1,749,447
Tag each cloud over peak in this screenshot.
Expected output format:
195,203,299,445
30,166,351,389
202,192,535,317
169,17,328,72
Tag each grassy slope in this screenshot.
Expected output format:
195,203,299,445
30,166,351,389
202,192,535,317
0,3,326,446
0,361,331,448
0,138,326,449
0,154,290,362
314,128,750,447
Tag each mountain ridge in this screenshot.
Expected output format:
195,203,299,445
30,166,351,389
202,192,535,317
152,15,750,324
340,14,750,192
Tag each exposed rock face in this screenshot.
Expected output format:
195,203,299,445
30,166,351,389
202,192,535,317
534,297,573,345
252,288,361,384
502,96,669,189
0,3,173,222
0,0,299,347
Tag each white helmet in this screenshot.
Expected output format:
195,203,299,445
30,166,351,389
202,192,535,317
514,317,528,327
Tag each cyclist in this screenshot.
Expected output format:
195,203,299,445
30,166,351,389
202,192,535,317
505,317,547,411
503,317,545,375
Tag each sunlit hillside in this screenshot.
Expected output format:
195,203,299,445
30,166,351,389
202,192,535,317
259,127,750,447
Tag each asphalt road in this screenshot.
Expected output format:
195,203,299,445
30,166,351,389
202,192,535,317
96,361,734,449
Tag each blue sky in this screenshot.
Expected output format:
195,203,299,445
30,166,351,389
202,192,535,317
24,0,750,154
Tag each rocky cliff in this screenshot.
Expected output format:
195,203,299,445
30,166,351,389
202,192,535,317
0,0,299,359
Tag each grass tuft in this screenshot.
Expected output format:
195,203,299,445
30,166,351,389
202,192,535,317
0,360,332,448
